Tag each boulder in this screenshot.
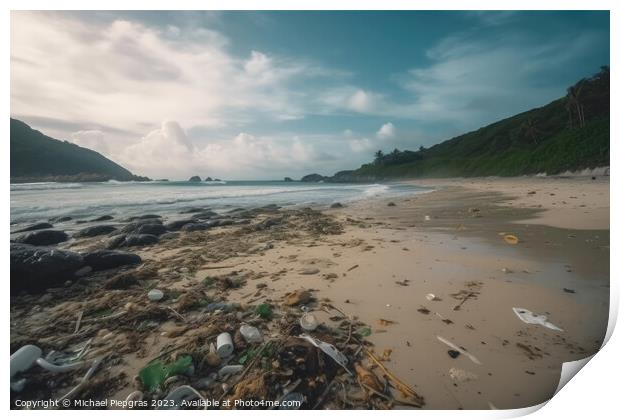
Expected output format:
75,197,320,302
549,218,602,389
123,234,159,247
330,202,344,208
49,216,73,223
135,214,162,220
106,234,127,249
180,207,209,214
165,219,195,231
284,177,293,182
90,215,114,222
14,230,69,246
261,218,283,229
181,223,210,232
10,243,85,294
205,177,213,181
188,176,202,182
160,232,180,241
133,223,167,236
120,219,163,233
83,250,142,271
191,210,218,219
12,222,54,233
74,225,117,238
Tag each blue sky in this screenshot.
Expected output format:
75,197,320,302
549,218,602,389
11,11,609,179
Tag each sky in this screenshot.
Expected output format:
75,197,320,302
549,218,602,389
10,10,609,180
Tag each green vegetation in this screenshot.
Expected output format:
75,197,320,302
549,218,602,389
10,118,149,182
330,67,609,181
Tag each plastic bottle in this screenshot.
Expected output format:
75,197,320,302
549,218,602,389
10,345,42,377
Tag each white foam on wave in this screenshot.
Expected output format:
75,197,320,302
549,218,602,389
10,182,84,191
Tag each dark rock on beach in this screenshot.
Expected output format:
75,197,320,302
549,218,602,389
83,250,142,271
10,243,84,294
14,229,69,246
90,215,114,222
74,225,117,238
330,202,344,209
124,234,158,247
120,219,163,234
180,207,209,214
49,216,73,223
165,219,195,231
181,223,210,232
107,234,158,248
188,175,201,182
132,223,167,236
191,210,219,219
11,222,54,233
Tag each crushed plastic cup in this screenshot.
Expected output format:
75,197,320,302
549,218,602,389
299,313,319,331
239,324,263,343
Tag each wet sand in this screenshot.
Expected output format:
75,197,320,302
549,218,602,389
218,177,610,409
10,176,609,409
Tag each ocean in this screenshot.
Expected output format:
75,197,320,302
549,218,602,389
10,180,429,227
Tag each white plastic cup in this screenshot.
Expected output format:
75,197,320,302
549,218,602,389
11,345,42,377
216,332,234,357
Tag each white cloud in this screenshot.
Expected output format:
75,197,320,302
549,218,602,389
109,120,340,179
10,12,337,136
348,138,373,153
71,129,109,155
318,87,382,114
376,122,395,140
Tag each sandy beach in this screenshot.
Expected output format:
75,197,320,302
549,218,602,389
10,176,609,410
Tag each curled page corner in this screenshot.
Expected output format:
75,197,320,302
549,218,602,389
554,355,594,396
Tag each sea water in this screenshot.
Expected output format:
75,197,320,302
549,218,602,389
10,180,428,226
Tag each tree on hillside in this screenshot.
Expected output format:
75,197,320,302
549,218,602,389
566,81,586,129
373,150,384,165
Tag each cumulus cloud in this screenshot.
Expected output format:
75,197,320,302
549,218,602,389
111,120,338,179
318,87,382,114
348,138,373,153
10,12,339,136
376,122,395,140
71,130,109,155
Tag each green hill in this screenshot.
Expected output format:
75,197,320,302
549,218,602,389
325,67,610,182
10,119,149,183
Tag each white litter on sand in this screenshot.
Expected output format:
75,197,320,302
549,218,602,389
512,307,564,331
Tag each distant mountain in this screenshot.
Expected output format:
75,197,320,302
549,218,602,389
10,119,149,183
304,67,610,182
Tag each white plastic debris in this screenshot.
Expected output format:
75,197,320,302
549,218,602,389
512,307,563,331
216,332,234,357
436,336,482,365
449,367,478,382
299,333,352,375
148,289,164,301
299,313,319,331
239,324,263,343
425,293,437,301
11,345,42,377
218,364,244,377
424,215,431,221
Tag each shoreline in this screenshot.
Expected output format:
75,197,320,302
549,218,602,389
10,177,609,409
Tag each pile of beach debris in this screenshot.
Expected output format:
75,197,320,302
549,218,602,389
11,275,424,409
